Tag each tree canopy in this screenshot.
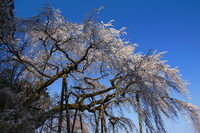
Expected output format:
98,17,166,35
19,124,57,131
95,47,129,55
0,3,199,133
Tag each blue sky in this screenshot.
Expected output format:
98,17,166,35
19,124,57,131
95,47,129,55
15,0,200,132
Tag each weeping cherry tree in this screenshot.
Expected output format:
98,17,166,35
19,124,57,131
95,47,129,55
0,5,200,133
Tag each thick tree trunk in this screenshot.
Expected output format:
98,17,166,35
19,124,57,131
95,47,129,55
64,75,71,133
101,110,104,133
79,111,84,133
136,93,143,133
71,109,77,133
95,110,101,133
112,124,115,133
58,74,66,133
100,105,107,133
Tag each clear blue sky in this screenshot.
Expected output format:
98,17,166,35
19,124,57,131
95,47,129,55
15,0,200,132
